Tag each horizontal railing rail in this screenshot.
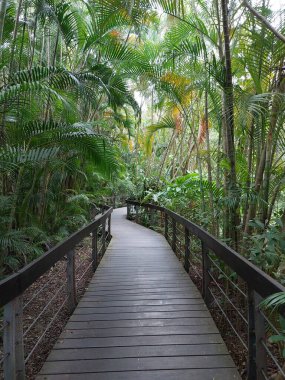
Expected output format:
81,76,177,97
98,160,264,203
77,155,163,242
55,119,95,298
127,200,284,298
127,200,285,380
0,206,112,308
103,195,128,208
0,206,113,380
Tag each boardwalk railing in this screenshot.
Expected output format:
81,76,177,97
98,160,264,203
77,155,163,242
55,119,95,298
0,206,112,380
127,200,285,380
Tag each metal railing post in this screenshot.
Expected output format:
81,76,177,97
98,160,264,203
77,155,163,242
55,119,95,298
3,296,25,380
150,208,155,228
172,218,176,253
67,249,76,312
15,296,25,380
254,292,267,380
102,221,106,254
92,228,98,271
202,242,211,306
108,214,111,240
184,228,190,272
164,213,168,240
160,210,163,229
3,301,15,380
247,288,257,380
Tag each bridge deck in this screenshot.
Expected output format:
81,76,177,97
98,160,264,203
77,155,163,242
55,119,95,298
38,208,241,380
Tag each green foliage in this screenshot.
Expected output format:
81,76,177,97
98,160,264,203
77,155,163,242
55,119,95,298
1,0,285,288
247,219,285,283
0,0,146,276
261,295,285,358
144,173,222,229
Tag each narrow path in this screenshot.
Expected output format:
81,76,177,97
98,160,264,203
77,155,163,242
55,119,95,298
38,208,241,379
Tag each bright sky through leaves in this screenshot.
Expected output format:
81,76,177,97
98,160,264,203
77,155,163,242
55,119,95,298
271,0,285,10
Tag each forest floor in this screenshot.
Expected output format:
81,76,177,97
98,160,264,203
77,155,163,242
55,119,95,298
23,238,94,379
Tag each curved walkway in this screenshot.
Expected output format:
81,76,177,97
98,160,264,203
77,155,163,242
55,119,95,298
37,208,241,380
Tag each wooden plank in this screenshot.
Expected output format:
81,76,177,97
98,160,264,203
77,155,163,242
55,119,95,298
66,317,215,329
107,244,170,248
47,343,229,361
92,275,190,281
37,368,241,380
40,355,235,374
54,334,224,349
85,284,197,291
83,288,199,296
70,310,212,320
60,325,219,339
87,280,194,287
73,304,208,314
83,292,201,300
97,266,180,269
37,207,241,380
80,294,201,301
95,266,185,270
77,298,205,306
85,286,194,293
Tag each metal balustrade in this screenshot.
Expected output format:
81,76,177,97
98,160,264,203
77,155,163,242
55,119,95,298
127,200,285,380
0,206,112,380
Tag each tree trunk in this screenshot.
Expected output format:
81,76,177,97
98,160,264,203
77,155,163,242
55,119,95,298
0,0,7,47
261,74,285,223
243,0,285,44
244,145,266,235
9,0,23,75
221,0,240,249
205,90,215,233
242,118,254,230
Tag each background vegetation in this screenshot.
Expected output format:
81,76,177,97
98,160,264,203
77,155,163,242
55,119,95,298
1,0,285,284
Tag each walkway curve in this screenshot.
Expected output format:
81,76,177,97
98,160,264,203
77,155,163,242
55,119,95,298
37,208,241,380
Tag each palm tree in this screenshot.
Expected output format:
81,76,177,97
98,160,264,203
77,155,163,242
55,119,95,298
0,0,144,275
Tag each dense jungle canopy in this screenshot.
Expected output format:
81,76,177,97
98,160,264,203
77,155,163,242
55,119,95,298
0,0,285,284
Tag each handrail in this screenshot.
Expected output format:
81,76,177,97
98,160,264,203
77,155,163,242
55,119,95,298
0,205,113,380
0,206,112,308
126,199,285,380
126,200,285,298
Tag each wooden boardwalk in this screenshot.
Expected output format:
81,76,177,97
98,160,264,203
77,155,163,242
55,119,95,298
38,208,241,380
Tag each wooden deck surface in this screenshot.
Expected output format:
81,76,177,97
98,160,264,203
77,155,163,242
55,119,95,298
37,208,241,380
